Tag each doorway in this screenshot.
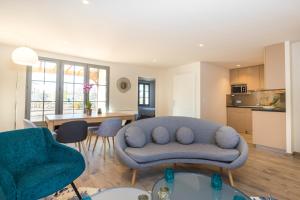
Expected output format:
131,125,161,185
138,77,156,119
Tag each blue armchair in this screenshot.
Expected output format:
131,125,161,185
0,128,85,200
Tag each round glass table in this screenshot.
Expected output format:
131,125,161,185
91,187,151,200
152,172,250,200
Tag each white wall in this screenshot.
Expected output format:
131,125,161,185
200,62,230,125
291,41,300,153
0,43,168,131
163,62,201,118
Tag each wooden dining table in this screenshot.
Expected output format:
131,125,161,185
45,112,137,131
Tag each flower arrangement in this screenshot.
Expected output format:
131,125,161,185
83,83,93,115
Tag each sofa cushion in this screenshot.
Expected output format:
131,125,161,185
152,126,170,144
125,142,240,163
215,126,240,149
176,127,194,144
125,127,146,148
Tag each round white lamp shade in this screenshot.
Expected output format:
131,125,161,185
11,47,38,66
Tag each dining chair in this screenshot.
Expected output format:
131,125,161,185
23,119,37,128
91,118,122,159
56,121,89,162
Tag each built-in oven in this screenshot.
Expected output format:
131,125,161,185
231,84,247,94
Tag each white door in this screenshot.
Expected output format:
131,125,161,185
172,73,196,117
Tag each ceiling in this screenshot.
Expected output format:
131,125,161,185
0,0,299,68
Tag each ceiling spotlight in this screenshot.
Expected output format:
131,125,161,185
236,64,241,67
198,43,204,47
82,0,89,5
152,59,157,63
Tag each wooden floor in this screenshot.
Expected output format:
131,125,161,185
75,137,300,200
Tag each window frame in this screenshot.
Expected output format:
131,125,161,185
25,57,110,124
138,82,150,106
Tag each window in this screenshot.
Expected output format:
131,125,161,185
26,58,109,123
138,83,150,106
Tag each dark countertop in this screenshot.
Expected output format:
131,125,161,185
227,105,286,112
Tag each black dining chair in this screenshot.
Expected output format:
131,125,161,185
56,121,89,160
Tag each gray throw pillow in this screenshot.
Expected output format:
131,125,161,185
176,127,194,145
215,126,240,149
125,126,146,148
152,126,170,144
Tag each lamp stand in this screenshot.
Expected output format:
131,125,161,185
14,70,19,129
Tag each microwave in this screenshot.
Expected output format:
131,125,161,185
231,84,247,94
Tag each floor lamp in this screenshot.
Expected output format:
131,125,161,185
11,47,38,129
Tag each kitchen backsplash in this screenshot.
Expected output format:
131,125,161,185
226,89,285,108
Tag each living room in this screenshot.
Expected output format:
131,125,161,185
0,0,300,200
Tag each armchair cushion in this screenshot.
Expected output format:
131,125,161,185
17,162,84,200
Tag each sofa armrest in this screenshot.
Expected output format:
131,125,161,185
48,142,85,168
0,165,16,200
229,136,249,169
115,127,140,169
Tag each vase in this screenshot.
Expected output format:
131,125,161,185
86,108,92,116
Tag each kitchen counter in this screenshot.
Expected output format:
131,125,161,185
227,105,285,112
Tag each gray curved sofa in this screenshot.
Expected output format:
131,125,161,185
115,116,248,186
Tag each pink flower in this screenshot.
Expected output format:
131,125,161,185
83,83,93,93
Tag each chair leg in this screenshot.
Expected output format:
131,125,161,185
112,136,115,147
78,142,81,153
131,169,137,186
80,141,89,164
103,137,107,160
107,137,111,148
92,136,99,153
228,169,234,187
87,133,93,150
71,182,82,200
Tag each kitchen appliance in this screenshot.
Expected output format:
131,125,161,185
231,84,247,94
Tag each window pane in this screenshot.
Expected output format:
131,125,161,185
145,98,149,105
31,102,43,112
74,102,84,110
89,85,97,102
139,98,144,104
99,69,107,85
140,92,144,98
64,83,74,101
145,92,149,98
64,64,74,83
139,84,144,91
74,84,84,101
44,62,57,82
89,68,98,85
31,81,44,101
32,61,44,81
44,102,56,111
74,109,84,114
44,82,56,101
74,66,84,83
63,109,74,114
98,86,106,101
63,102,73,110
145,85,149,92
97,102,107,112
30,113,43,122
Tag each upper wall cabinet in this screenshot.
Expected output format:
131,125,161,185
230,65,264,91
264,43,285,89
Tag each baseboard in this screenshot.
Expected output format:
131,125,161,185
254,144,286,154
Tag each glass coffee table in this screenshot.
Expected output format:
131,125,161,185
152,172,250,200
91,187,151,200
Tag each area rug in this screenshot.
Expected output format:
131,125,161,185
45,187,102,200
